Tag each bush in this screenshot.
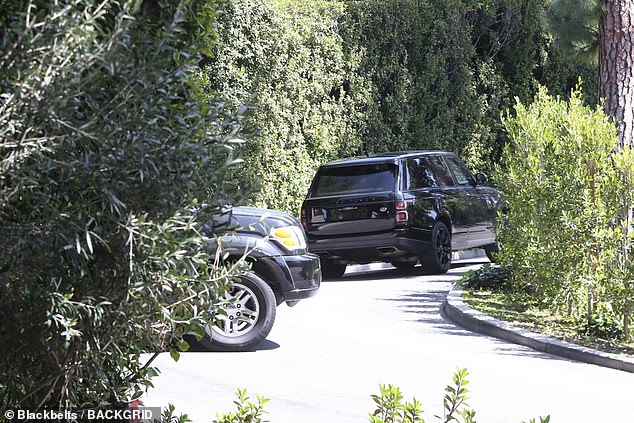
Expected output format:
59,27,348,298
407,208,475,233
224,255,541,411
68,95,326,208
1,0,245,411
460,264,510,291
213,389,269,423
581,303,624,340
206,369,548,423
495,84,634,340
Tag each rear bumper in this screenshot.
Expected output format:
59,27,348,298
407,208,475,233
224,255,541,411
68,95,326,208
259,253,321,303
308,230,431,264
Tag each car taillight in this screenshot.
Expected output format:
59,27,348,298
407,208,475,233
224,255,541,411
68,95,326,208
395,200,408,223
301,208,308,230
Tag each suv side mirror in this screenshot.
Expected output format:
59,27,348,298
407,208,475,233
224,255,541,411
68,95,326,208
475,172,488,186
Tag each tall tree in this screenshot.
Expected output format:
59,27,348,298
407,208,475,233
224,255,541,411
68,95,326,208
599,0,634,148
548,0,634,147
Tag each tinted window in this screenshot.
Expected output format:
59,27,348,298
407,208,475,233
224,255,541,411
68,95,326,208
445,156,475,186
403,158,436,189
427,156,455,187
312,163,397,197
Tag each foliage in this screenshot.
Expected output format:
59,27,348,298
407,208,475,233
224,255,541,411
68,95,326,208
459,264,510,291
369,369,547,423
496,84,634,341
204,0,358,214
0,0,246,411
535,40,598,106
546,0,601,63
159,404,192,423
370,384,423,423
581,303,624,340
152,371,548,423
439,368,476,423
373,369,548,423
203,0,592,215
369,368,544,423
213,389,270,423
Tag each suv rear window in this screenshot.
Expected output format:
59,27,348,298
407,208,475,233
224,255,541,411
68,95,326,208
311,163,397,197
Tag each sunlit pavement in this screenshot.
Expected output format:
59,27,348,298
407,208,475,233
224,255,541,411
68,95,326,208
142,260,634,423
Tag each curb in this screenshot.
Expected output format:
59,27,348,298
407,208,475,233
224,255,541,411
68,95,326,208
444,288,634,373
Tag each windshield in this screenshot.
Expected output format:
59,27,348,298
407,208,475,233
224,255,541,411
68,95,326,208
311,163,397,197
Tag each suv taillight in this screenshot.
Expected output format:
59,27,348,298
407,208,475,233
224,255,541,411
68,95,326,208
301,208,308,230
395,200,408,223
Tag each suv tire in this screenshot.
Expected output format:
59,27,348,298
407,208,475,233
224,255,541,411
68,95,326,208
421,221,452,274
321,259,347,279
199,272,276,351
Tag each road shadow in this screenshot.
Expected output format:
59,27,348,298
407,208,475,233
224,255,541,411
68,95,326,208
381,289,483,337
182,335,281,353
383,289,580,365
323,259,489,283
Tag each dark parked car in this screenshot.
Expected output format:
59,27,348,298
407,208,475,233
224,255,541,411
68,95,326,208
301,151,500,278
198,206,321,351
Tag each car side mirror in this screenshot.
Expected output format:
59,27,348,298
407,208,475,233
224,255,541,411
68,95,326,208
475,172,488,185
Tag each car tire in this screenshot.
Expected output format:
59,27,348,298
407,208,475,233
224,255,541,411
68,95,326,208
421,221,452,274
198,272,276,352
321,258,347,279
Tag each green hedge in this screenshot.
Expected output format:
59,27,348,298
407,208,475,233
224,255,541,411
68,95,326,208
205,0,596,216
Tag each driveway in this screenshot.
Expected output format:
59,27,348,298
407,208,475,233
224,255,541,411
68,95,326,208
142,260,634,422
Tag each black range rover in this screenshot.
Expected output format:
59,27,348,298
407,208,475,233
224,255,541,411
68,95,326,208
199,206,321,351
301,151,500,278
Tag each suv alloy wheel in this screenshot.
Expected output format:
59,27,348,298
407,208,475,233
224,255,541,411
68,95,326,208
420,221,452,274
198,272,276,351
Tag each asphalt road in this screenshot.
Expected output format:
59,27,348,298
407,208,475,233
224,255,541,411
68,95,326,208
142,260,634,423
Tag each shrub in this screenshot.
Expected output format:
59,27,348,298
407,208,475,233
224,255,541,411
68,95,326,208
1,0,245,411
213,389,269,423
495,84,634,340
581,303,624,340
207,369,548,423
460,264,510,291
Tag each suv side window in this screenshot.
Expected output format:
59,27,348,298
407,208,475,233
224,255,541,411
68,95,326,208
427,156,455,187
445,156,475,186
403,158,436,190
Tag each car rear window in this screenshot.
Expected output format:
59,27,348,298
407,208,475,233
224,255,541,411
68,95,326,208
311,163,397,197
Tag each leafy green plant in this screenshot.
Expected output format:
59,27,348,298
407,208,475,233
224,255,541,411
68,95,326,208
370,384,424,423
495,83,634,341
369,368,548,423
1,0,247,412
159,404,192,423
439,368,475,423
213,389,270,423
581,303,624,340
459,264,510,291
158,370,548,423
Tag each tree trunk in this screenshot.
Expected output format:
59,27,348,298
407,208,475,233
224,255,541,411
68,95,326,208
599,0,634,148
